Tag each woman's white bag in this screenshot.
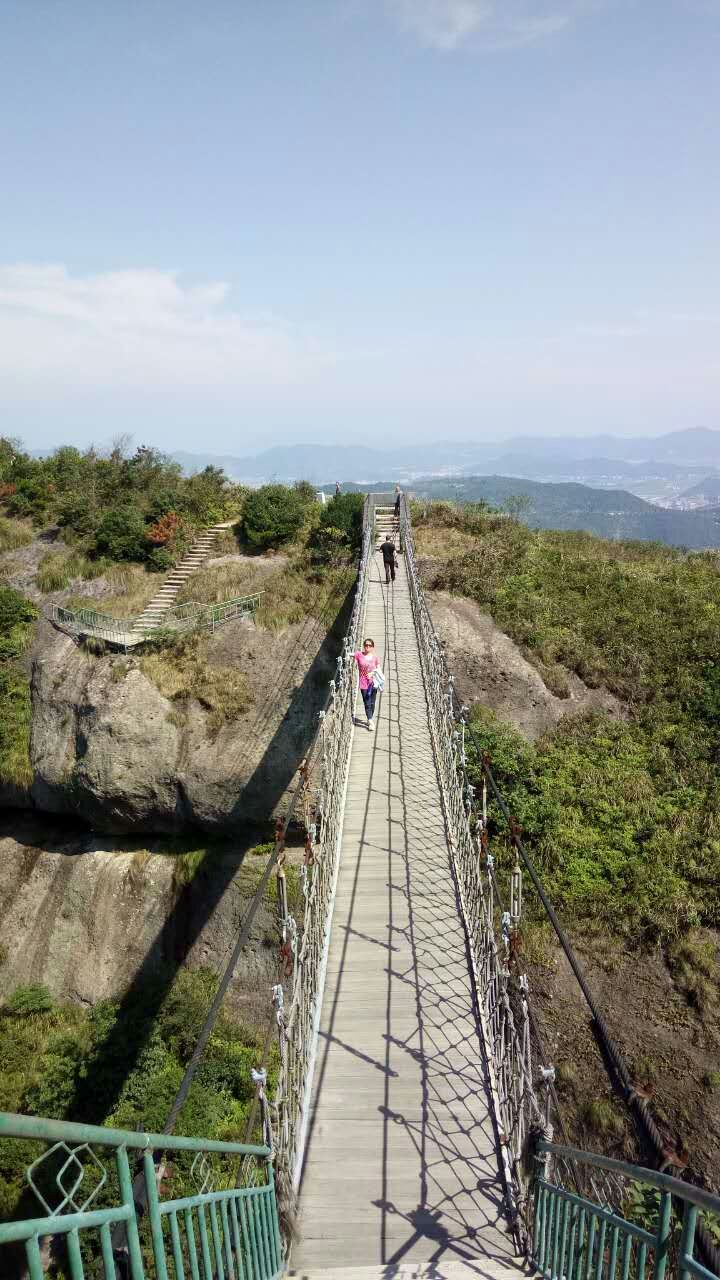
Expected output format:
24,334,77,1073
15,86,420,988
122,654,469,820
371,667,386,692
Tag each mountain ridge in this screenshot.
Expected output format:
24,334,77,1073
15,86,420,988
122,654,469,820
171,427,720,484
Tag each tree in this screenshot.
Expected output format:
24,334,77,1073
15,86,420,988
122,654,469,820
293,479,318,505
94,507,149,561
242,484,306,549
314,493,364,552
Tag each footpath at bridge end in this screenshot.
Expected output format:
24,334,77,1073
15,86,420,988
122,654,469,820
0,494,718,1280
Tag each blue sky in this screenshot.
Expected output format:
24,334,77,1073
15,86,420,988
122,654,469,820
1,0,719,454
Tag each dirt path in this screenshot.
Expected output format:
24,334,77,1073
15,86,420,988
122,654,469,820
427,590,623,739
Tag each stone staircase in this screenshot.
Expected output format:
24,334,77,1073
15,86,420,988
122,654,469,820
132,519,236,634
373,501,399,547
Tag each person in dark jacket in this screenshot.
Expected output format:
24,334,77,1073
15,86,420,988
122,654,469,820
380,534,397,584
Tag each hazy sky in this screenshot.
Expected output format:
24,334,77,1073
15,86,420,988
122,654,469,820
2,1,719,454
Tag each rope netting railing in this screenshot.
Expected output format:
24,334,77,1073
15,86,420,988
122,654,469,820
269,495,374,1212
400,495,720,1273
399,495,550,1241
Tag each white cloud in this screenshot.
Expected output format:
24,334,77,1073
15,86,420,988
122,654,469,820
0,263,337,392
387,0,588,49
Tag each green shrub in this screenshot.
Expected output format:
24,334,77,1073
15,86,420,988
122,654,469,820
5,985,54,1016
293,479,319,505
312,492,364,555
56,494,99,538
241,484,306,550
147,546,174,573
94,507,149,562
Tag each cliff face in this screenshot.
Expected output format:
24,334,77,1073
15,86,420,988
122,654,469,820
0,817,279,1013
5,603,346,834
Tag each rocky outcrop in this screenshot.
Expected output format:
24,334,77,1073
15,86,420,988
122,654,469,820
427,591,624,740
0,817,278,1011
8,604,345,834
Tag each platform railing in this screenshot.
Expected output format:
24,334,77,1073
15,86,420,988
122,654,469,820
48,592,263,647
533,1141,720,1280
0,1112,282,1279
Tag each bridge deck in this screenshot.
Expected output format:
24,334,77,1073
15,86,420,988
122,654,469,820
293,552,518,1274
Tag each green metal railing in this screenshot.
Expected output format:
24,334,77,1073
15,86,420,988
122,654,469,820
162,594,263,634
0,1112,282,1279
49,592,263,648
532,1142,720,1280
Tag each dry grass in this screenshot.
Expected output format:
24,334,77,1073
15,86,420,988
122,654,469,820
213,527,241,555
67,563,159,617
414,524,479,557
36,550,107,593
667,932,717,1013
578,1096,625,1141
0,517,32,554
177,559,274,606
177,555,354,633
140,634,253,733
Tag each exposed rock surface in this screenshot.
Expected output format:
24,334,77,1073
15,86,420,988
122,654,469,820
426,590,624,739
0,816,278,1014
3,593,348,833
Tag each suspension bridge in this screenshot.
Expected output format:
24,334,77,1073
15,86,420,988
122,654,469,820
0,493,718,1280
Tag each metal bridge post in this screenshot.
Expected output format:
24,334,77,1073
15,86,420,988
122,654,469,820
652,1190,673,1280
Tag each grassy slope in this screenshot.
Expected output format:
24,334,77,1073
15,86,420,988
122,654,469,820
0,586,37,788
415,502,720,943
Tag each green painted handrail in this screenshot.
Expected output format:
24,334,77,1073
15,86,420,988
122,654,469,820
0,1111,282,1280
49,590,264,645
533,1141,720,1280
0,1111,270,1154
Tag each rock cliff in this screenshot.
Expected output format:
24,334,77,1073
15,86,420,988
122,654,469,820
6,602,346,834
0,816,279,1013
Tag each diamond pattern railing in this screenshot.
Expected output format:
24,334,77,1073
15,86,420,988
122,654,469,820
0,1112,282,1279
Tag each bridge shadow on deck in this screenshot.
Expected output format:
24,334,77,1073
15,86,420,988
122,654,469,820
296,561,512,1272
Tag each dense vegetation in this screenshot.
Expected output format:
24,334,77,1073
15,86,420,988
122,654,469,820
415,501,720,944
0,436,247,571
0,437,364,770
0,436,364,574
0,967,276,1273
0,587,37,787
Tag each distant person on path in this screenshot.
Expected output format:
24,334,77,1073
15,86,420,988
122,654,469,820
394,485,402,520
335,480,341,496
380,534,397,585
354,637,380,731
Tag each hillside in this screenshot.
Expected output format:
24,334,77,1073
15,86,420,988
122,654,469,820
328,474,720,549
419,475,720,547
680,474,720,502
414,500,720,1182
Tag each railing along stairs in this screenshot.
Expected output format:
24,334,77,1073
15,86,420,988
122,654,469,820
1,494,719,1279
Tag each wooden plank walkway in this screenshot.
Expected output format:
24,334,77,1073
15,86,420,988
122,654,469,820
292,549,519,1275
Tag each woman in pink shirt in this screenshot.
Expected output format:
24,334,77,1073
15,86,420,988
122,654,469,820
354,637,380,731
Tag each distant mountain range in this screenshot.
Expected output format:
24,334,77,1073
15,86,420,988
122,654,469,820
172,428,720,497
